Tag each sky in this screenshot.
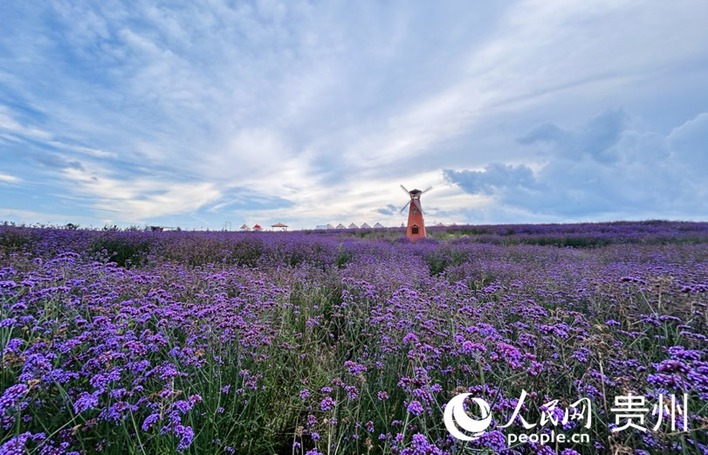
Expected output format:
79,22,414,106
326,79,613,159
1,0,707,230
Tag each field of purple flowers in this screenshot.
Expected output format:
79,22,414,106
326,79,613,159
1,221,707,454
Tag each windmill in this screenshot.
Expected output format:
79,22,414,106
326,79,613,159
400,185,432,241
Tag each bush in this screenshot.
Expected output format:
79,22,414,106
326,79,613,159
89,234,151,267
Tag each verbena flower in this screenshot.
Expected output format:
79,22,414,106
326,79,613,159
142,413,160,432
406,400,424,416
73,391,99,414
0,384,29,414
320,397,335,411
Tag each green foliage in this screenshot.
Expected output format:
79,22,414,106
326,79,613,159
89,235,151,267
422,247,469,276
229,237,265,267
335,247,354,269
0,227,35,252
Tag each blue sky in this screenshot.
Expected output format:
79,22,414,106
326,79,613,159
1,0,707,230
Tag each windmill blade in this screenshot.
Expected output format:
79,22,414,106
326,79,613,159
400,201,411,212
400,184,410,194
421,186,433,194
413,199,424,214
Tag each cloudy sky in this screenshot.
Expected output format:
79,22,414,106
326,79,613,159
1,0,707,229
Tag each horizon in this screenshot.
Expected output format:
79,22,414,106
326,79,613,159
2,217,705,233
2,1,707,229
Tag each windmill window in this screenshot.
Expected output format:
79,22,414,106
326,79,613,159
411,225,419,235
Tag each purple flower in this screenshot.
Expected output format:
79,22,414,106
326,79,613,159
668,346,701,361
411,432,429,449
73,391,99,414
656,359,691,374
0,432,32,455
172,400,193,415
0,318,17,329
344,360,367,375
2,338,23,354
320,396,335,411
345,385,359,400
299,388,310,400
460,340,486,354
0,384,29,414
174,424,194,451
494,341,525,369
142,413,160,432
406,400,424,416
477,430,506,451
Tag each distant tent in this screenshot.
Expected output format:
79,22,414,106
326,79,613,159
373,222,384,228
360,222,371,229
336,223,346,229
240,224,250,231
253,224,262,231
348,223,358,229
326,223,335,230
271,222,288,231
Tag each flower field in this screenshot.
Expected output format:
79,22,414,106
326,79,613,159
1,222,707,454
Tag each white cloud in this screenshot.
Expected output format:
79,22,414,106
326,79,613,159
1,1,707,227
445,110,708,220
61,165,221,223
669,112,708,172
0,106,52,140
0,173,20,184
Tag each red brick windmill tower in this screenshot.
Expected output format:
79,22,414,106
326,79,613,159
400,185,432,241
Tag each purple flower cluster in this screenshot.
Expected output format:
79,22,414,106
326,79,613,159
0,223,706,453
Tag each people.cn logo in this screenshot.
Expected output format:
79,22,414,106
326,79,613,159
443,393,493,441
